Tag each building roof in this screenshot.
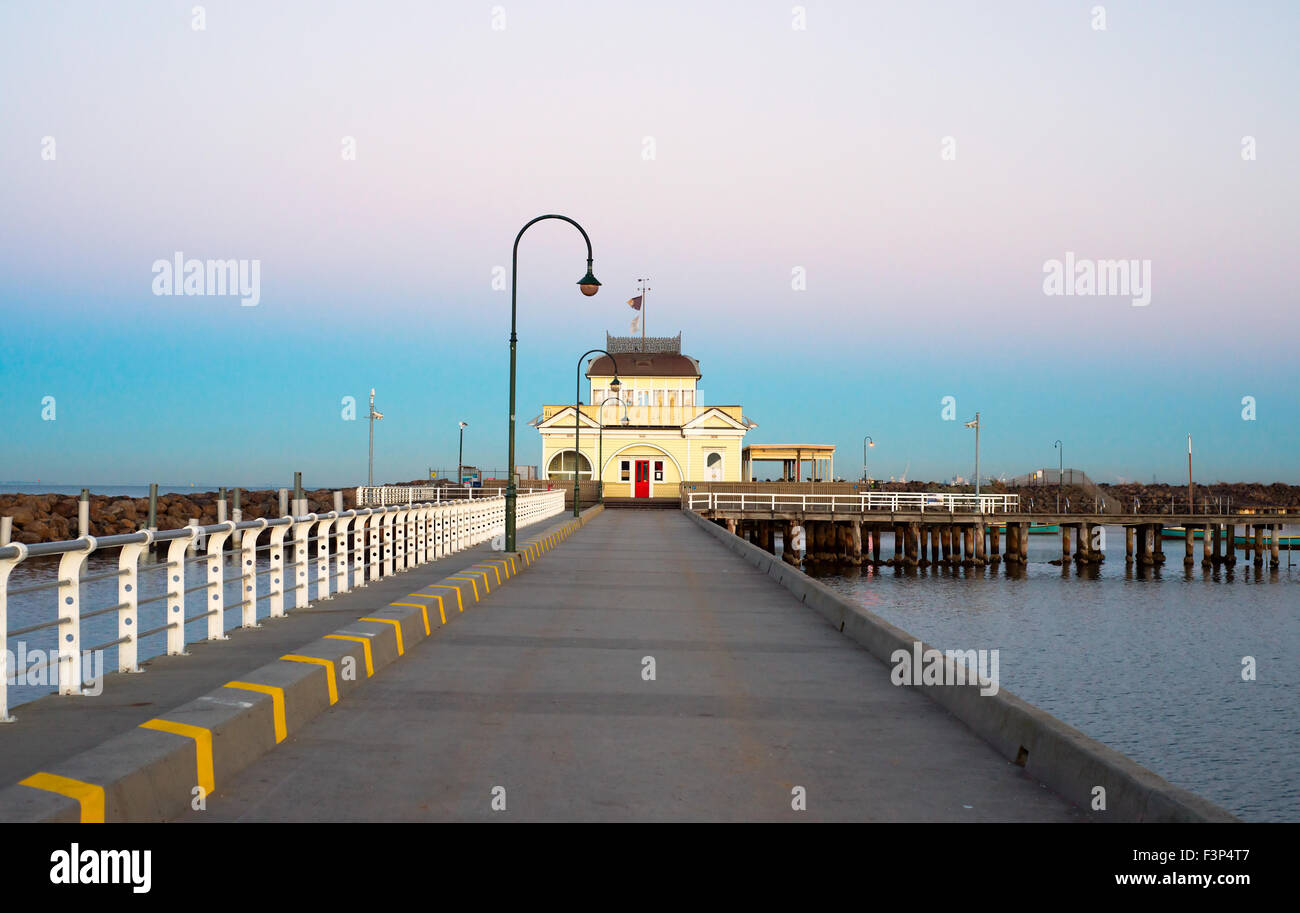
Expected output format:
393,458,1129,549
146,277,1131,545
743,444,836,460
587,352,701,379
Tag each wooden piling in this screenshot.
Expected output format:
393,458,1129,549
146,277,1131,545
1125,526,1135,564
1184,527,1195,566
1153,525,1165,563
1139,525,1154,566
973,522,985,566
988,524,1000,563
872,526,882,564
1018,523,1029,563
1254,525,1264,566
893,524,904,566
1062,525,1071,564
1271,524,1280,567
1202,524,1213,567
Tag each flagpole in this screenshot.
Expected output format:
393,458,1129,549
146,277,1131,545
636,277,649,351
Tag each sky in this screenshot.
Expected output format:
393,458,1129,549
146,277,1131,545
1,0,1296,487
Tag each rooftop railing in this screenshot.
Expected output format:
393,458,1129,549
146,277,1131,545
0,489,563,720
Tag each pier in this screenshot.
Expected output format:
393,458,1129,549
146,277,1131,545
0,500,1234,822
686,488,1294,570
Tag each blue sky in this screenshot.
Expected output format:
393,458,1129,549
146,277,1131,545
1,1,1296,486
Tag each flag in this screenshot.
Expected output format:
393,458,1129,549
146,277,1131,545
630,315,640,334
627,295,643,310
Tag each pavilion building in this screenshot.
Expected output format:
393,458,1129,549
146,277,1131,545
530,333,757,498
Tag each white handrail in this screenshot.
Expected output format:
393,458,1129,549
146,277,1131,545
0,489,564,721
686,491,1020,514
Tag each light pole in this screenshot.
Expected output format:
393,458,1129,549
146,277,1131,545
598,393,630,504
367,388,384,488
1054,439,1062,513
862,436,874,484
1188,433,1193,513
964,413,981,501
574,349,620,517
504,215,601,553
458,421,468,488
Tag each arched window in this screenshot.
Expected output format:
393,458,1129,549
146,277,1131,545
706,451,723,481
547,451,593,480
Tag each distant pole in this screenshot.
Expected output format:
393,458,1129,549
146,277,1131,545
367,389,384,488
147,483,158,532
458,421,468,489
965,414,981,501
1055,439,1063,513
862,436,874,484
1188,433,1193,513
78,489,89,538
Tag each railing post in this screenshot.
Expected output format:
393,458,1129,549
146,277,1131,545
0,542,30,720
334,513,353,593
292,514,316,610
240,520,267,628
267,522,291,618
383,509,398,576
164,532,193,657
316,513,337,600
205,521,236,641
117,534,150,673
369,512,383,582
353,511,371,583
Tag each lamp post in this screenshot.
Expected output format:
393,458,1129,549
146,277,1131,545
862,436,874,484
367,388,384,488
574,349,620,517
1054,439,1062,513
964,413,981,502
598,393,630,504
458,421,468,489
504,215,601,553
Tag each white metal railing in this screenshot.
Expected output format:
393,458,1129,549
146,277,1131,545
686,491,1020,514
0,489,564,721
356,485,498,506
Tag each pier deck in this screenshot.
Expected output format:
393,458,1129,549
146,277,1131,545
184,510,1082,822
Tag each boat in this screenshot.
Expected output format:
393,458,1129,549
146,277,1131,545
991,522,1059,534
1160,526,1300,547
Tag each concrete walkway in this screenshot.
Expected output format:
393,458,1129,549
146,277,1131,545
0,536,530,787
184,510,1081,822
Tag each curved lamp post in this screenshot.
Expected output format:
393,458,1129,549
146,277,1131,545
574,349,620,516
505,215,601,553
862,435,874,484
598,393,631,503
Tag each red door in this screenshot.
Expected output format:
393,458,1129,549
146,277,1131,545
634,460,650,498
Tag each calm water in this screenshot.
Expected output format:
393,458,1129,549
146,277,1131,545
799,526,1298,822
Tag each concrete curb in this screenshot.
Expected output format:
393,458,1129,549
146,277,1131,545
0,506,605,822
683,508,1238,823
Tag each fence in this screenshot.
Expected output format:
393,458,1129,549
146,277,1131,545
0,489,563,720
357,485,502,505
686,491,1020,514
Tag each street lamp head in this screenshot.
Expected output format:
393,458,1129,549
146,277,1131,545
868,440,875,448
578,264,601,297
609,376,621,390
460,421,468,429
621,417,629,426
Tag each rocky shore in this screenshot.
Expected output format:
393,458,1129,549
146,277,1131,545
0,489,357,545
